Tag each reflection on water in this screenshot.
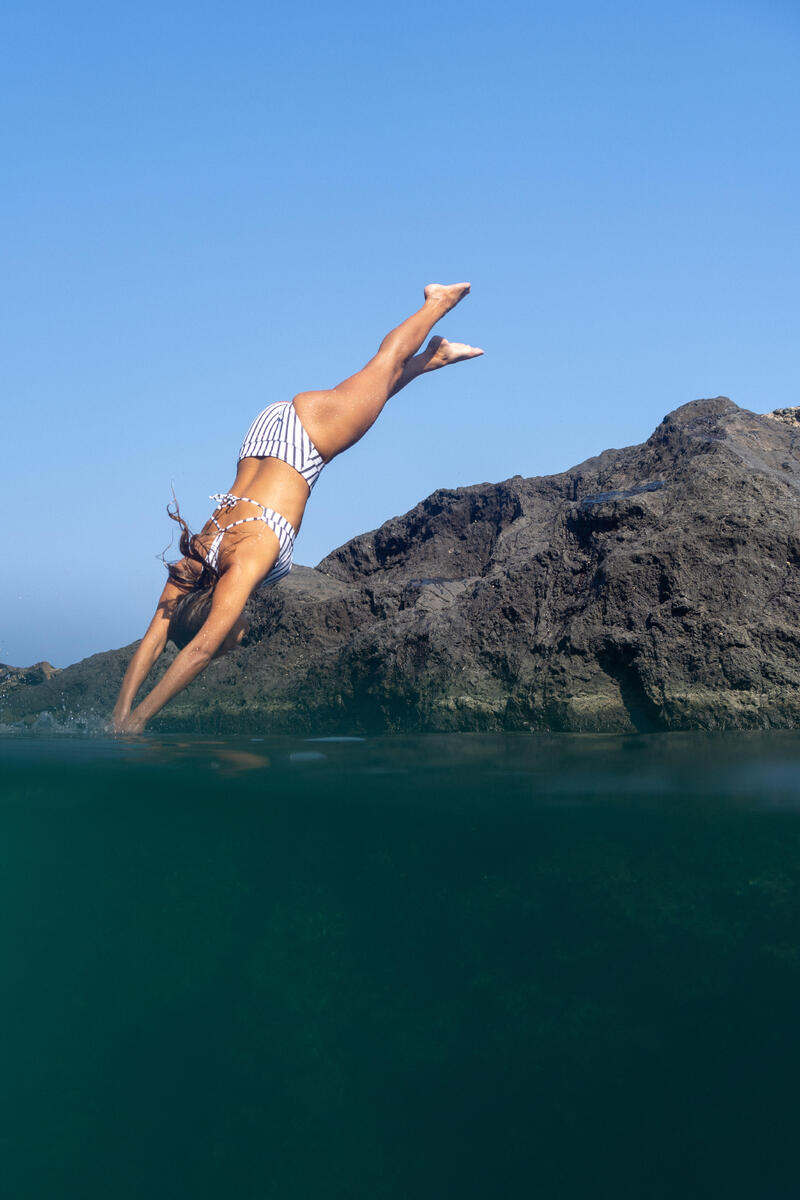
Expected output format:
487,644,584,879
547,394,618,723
7,727,799,803
1,731,800,1198
127,739,272,776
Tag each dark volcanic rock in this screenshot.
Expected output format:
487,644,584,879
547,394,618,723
4,397,800,733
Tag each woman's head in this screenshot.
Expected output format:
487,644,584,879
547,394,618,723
167,588,249,653
167,584,215,649
163,496,249,654
163,495,219,648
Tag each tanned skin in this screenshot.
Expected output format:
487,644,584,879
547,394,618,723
111,284,483,733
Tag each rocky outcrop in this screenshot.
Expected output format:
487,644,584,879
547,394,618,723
3,396,800,734
766,406,800,428
0,661,60,692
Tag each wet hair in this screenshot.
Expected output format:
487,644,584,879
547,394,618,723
163,495,219,649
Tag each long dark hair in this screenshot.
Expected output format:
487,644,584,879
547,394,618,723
163,495,219,650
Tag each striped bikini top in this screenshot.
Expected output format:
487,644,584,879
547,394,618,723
204,493,295,573
238,400,325,492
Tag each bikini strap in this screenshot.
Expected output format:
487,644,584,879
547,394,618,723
209,492,268,515
206,529,225,569
205,493,271,569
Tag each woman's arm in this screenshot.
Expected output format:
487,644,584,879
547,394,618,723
110,580,181,729
115,565,258,734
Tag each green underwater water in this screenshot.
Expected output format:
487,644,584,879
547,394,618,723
2,730,800,1199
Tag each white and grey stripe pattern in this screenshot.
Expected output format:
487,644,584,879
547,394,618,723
238,400,325,492
206,494,295,589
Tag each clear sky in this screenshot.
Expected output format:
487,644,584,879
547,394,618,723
2,0,798,668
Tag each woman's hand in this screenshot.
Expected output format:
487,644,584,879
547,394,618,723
109,711,146,735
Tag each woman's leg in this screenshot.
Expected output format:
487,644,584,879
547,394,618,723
292,283,483,461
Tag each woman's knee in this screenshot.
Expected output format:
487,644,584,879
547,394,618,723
376,330,410,369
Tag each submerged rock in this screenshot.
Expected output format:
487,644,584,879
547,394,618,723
4,397,800,733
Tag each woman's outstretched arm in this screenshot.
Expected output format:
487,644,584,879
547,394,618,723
112,564,259,734
110,579,182,728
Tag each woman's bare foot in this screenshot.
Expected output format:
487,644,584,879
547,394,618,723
389,335,484,396
424,335,484,369
423,282,472,313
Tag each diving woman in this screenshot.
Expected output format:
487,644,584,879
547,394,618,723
110,283,482,733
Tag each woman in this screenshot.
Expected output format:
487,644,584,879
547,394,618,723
110,283,483,733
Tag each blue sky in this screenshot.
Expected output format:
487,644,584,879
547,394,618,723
2,0,798,667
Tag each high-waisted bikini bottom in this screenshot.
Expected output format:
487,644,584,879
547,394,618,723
238,400,325,492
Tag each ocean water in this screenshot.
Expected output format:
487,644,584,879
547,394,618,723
2,729,800,1199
